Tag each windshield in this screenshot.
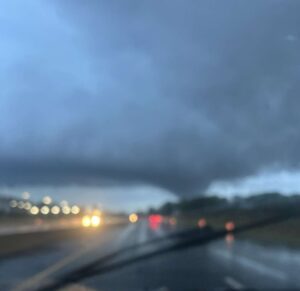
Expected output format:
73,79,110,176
1,1,300,290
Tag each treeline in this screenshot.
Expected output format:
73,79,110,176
153,192,300,215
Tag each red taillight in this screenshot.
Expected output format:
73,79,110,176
148,214,163,229
198,218,207,228
225,221,235,232
148,214,162,223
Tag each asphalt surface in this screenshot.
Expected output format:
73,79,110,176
1,220,300,291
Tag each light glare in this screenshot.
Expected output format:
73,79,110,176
91,215,101,227
24,202,32,210
9,200,17,208
60,200,68,207
18,201,25,209
41,206,50,215
82,215,91,227
43,196,52,205
22,192,30,200
62,206,71,215
71,205,80,215
129,213,138,223
30,206,39,215
51,205,60,215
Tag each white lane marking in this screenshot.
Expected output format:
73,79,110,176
213,249,287,281
225,276,244,290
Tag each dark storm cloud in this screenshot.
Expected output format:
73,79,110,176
1,0,300,196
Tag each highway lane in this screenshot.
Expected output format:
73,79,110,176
82,222,300,290
0,225,128,291
2,221,300,290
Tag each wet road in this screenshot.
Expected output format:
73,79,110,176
1,220,300,290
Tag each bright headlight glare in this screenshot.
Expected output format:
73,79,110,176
82,215,91,227
91,215,101,227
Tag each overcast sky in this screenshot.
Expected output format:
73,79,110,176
1,0,300,210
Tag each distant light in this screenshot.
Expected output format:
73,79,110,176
129,213,138,223
51,205,60,215
225,221,235,232
71,205,80,215
41,206,50,215
82,215,91,227
9,200,17,208
198,218,207,228
169,217,177,226
30,206,39,215
60,200,68,207
24,202,32,211
91,215,101,227
62,206,71,215
22,192,30,200
43,196,52,205
18,201,25,209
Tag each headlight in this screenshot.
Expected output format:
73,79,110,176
91,215,101,227
129,213,138,223
82,215,91,227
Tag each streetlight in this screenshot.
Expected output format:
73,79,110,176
22,192,30,200
24,202,32,210
30,206,39,215
51,205,60,215
9,200,17,208
71,205,80,215
41,205,50,215
42,196,52,205
62,206,71,215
